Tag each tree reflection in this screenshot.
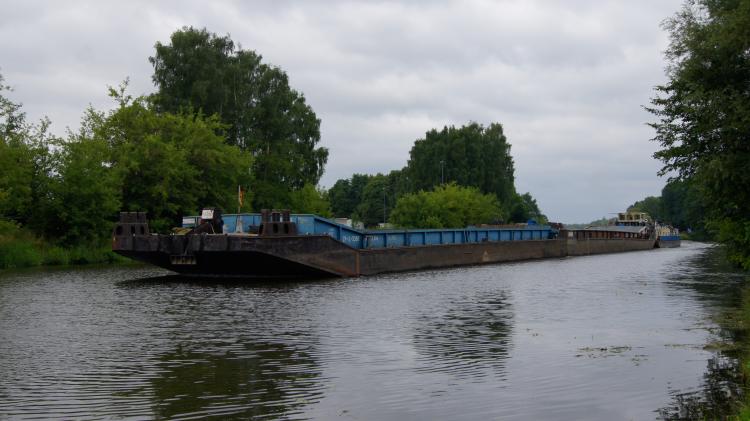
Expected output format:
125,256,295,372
657,354,744,420
658,246,749,420
150,341,322,419
664,246,747,309
412,291,513,379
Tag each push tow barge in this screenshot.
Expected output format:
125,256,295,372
589,211,682,249
112,209,658,279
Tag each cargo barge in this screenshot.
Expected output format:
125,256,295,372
112,209,658,279
588,211,682,249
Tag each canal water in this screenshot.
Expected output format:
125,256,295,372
0,242,747,420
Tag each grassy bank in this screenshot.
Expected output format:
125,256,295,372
0,220,126,270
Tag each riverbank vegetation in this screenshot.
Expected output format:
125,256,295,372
644,0,750,418
0,27,546,269
628,178,711,240
0,28,323,269
1,74,255,268
646,0,750,269
0,221,124,269
328,123,548,228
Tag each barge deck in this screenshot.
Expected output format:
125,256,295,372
112,211,657,279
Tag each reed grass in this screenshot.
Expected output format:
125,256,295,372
0,220,127,270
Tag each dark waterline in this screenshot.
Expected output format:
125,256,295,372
0,242,746,420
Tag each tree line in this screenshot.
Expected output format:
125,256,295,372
644,0,750,268
1,26,547,268
628,178,708,238
0,27,328,266
328,123,547,228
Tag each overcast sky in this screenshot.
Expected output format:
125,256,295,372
0,0,684,222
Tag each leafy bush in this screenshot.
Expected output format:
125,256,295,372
290,183,332,217
0,220,43,269
0,240,42,269
389,183,504,229
714,219,750,271
0,219,129,269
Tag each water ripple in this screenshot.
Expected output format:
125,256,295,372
0,242,746,420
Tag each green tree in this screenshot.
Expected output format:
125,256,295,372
628,196,664,222
329,173,374,218
0,133,35,222
150,27,328,209
334,123,542,225
0,74,54,228
353,174,389,227
660,178,706,234
91,86,253,232
623,179,708,237
406,122,517,204
289,183,332,217
42,136,121,246
386,169,411,202
507,192,548,224
328,179,353,217
648,0,750,268
389,183,504,229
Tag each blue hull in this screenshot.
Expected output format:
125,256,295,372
657,235,681,248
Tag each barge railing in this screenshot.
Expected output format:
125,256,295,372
182,213,555,250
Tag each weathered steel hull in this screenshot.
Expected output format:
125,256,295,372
113,233,657,279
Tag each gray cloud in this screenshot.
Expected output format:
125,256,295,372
0,0,682,222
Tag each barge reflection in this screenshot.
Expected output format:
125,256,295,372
412,291,513,379
150,341,323,419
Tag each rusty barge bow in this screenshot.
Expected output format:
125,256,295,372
112,210,657,279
